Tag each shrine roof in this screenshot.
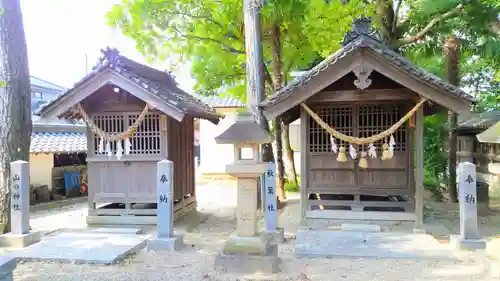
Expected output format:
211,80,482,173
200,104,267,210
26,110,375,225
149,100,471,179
260,16,475,117
458,111,500,132
199,95,244,108
40,48,222,124
215,111,271,144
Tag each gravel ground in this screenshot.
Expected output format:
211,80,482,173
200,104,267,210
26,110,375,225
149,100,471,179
9,184,500,281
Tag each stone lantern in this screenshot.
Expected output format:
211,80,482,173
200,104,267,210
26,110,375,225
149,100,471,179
213,110,281,273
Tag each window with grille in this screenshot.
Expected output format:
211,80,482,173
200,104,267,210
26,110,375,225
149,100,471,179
308,104,407,153
92,112,161,156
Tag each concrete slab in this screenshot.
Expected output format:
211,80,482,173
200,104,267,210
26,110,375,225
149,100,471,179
341,223,381,232
0,231,40,248
294,229,459,260
91,228,143,235
11,232,151,265
0,256,16,281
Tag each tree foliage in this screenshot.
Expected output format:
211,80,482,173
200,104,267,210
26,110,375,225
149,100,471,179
107,0,500,192
107,0,322,101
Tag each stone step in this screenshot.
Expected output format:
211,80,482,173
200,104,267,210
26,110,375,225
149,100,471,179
340,223,381,232
91,228,143,235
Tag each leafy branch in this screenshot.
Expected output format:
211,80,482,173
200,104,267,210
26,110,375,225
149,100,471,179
395,3,464,47
169,26,245,55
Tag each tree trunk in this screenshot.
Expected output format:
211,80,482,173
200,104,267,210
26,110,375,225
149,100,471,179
270,22,285,200
282,122,298,186
444,35,459,203
0,0,32,233
275,119,285,200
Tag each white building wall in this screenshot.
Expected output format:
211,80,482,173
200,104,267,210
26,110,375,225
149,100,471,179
200,112,303,175
199,111,238,174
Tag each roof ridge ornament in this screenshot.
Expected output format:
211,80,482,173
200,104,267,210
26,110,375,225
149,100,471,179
95,47,121,69
340,15,381,46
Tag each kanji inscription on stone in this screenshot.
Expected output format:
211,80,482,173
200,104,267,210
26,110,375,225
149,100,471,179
10,161,30,234
264,162,278,232
159,194,168,204
160,174,168,184
465,193,476,204
157,160,174,238
458,162,480,240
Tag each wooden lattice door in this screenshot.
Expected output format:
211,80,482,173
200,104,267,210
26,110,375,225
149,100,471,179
308,102,411,212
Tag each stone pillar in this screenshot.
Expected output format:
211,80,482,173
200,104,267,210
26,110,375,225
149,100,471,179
147,160,183,251
0,161,40,248
236,178,258,237
450,162,486,250
0,256,16,281
262,162,284,243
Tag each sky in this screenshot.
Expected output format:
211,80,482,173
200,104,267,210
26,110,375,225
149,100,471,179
21,0,195,91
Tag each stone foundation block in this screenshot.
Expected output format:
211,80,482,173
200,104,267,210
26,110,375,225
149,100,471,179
0,256,16,281
214,253,281,274
216,234,281,273
261,227,285,243
222,234,277,256
0,231,40,248
147,235,183,252
450,235,486,251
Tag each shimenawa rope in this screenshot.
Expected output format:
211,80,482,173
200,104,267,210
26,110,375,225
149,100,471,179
74,103,150,141
300,98,427,145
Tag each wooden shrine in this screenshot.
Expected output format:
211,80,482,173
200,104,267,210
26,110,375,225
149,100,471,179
39,48,221,225
259,17,474,227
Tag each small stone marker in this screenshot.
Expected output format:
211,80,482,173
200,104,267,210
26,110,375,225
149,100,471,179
11,161,29,235
0,161,40,248
262,162,284,243
147,160,183,251
450,162,486,250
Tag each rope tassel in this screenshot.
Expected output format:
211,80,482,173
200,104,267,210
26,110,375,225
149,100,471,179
381,142,391,160
337,146,348,162
359,151,368,169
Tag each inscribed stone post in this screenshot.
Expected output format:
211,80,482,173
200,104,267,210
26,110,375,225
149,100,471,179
458,162,480,240
157,160,173,239
264,162,277,232
10,161,29,235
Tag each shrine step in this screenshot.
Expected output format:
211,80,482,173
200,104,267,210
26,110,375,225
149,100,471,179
341,223,381,232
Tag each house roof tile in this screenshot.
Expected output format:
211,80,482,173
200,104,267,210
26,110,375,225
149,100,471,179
30,132,87,154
